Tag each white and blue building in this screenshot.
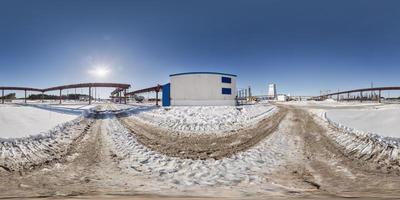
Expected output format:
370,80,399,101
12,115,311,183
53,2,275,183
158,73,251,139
162,72,237,106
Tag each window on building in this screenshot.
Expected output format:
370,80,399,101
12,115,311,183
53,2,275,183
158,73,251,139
222,88,232,95
221,76,232,83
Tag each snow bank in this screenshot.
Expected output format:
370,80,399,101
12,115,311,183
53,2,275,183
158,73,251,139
311,110,400,170
0,115,93,171
117,104,277,134
326,107,400,138
0,104,83,138
323,98,336,103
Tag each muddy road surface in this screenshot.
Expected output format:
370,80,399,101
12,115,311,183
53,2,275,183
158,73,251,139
0,104,399,199
118,107,287,160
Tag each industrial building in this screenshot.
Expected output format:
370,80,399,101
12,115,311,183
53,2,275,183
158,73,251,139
162,72,237,106
277,94,288,101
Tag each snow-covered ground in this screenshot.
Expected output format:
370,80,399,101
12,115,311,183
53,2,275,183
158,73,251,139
285,100,400,139
282,99,379,107
0,103,94,139
1,102,276,139
105,114,294,187
117,103,277,134
326,104,400,138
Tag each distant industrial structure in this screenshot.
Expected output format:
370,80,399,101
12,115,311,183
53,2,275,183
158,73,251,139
237,86,252,99
268,83,277,100
125,85,162,105
277,94,288,101
1,83,131,105
314,86,400,103
163,72,237,106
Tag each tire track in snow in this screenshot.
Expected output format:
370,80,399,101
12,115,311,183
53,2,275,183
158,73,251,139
1,104,400,199
105,108,302,192
117,108,286,160
313,111,400,173
0,116,94,172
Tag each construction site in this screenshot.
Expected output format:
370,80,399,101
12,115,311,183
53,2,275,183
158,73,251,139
0,77,400,199
2,0,400,199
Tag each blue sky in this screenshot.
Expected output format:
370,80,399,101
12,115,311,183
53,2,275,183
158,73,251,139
1,0,400,97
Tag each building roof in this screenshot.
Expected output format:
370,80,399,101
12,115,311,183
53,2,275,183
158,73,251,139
169,72,237,77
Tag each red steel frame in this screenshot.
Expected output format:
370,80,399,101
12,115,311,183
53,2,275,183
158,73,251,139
0,83,131,104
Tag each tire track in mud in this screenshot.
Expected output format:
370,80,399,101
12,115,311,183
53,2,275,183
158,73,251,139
0,106,127,197
272,106,400,198
320,115,400,174
0,117,94,172
118,107,287,160
115,104,400,198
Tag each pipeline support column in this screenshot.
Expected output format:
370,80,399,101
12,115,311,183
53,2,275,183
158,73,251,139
89,87,92,105
124,89,127,104
156,91,159,106
59,89,62,104
378,90,381,103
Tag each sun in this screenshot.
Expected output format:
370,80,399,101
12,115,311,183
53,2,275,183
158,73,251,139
89,66,110,78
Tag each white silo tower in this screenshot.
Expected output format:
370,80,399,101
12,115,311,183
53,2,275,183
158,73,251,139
268,83,277,100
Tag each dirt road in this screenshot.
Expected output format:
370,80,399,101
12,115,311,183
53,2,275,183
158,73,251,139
0,104,399,199
118,107,287,160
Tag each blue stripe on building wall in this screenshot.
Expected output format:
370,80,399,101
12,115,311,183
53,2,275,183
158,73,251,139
162,83,171,106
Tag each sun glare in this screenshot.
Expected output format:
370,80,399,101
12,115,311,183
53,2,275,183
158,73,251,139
89,66,110,78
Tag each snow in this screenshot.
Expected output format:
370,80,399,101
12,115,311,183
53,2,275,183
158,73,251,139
310,111,400,168
0,115,90,171
1,102,276,139
0,104,291,187
284,100,400,153
0,103,93,139
280,99,379,107
290,101,400,169
105,114,294,187
326,105,400,138
117,103,277,134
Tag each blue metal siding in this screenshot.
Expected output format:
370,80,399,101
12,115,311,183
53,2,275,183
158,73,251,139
162,83,171,106
222,88,232,95
221,76,232,83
